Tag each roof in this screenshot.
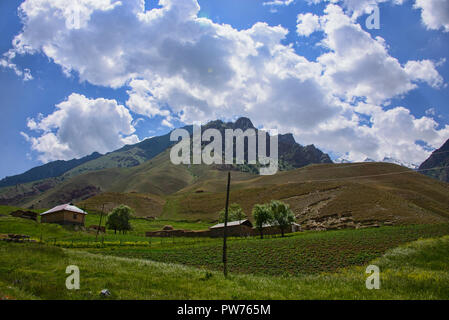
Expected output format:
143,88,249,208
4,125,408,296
210,219,252,229
41,203,88,216
261,222,276,228
258,222,301,228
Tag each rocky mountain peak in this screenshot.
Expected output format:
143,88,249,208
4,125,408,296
233,117,255,130
279,133,296,145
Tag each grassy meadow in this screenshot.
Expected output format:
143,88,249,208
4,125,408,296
0,210,211,244
1,235,448,300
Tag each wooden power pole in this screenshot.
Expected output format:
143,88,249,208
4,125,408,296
222,171,231,278
96,204,105,241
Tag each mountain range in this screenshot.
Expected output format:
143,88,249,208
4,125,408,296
0,118,331,188
380,157,419,170
0,118,331,207
0,152,102,188
1,118,448,230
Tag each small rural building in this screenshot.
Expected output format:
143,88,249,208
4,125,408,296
10,210,38,221
255,222,302,235
40,203,87,226
291,223,302,233
89,225,106,233
209,219,254,237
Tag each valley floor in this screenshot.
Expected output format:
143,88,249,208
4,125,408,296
0,235,449,300
1,207,448,300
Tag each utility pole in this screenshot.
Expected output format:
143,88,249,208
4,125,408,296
96,204,105,241
222,171,231,278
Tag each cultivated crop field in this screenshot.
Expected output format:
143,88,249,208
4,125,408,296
88,223,449,275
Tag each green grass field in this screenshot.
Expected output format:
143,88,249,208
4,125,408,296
0,214,211,244
0,215,210,247
1,235,448,300
1,204,449,300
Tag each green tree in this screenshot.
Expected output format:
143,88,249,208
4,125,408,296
106,205,134,234
218,203,247,223
106,210,120,234
270,200,295,237
252,204,273,239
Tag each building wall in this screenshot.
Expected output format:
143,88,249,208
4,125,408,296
145,224,301,238
63,210,85,225
256,224,301,236
146,229,212,238
209,225,254,238
145,225,254,238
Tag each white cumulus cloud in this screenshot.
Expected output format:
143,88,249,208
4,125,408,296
414,0,449,32
22,93,139,162
315,4,444,105
309,0,449,32
263,0,294,7
297,13,322,36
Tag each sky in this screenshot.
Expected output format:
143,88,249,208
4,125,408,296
0,0,449,179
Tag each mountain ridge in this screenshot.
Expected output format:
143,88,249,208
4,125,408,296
419,138,449,182
0,152,102,188
2,118,332,188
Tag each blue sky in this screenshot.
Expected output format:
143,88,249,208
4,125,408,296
1,0,448,179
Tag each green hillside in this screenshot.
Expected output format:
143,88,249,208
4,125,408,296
62,130,178,179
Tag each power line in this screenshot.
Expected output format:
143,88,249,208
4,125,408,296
298,165,449,183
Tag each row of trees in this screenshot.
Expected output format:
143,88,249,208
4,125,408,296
217,200,295,238
253,201,295,238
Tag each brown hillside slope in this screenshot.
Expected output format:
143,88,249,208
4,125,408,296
2,157,448,228
77,192,165,217
161,163,449,227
